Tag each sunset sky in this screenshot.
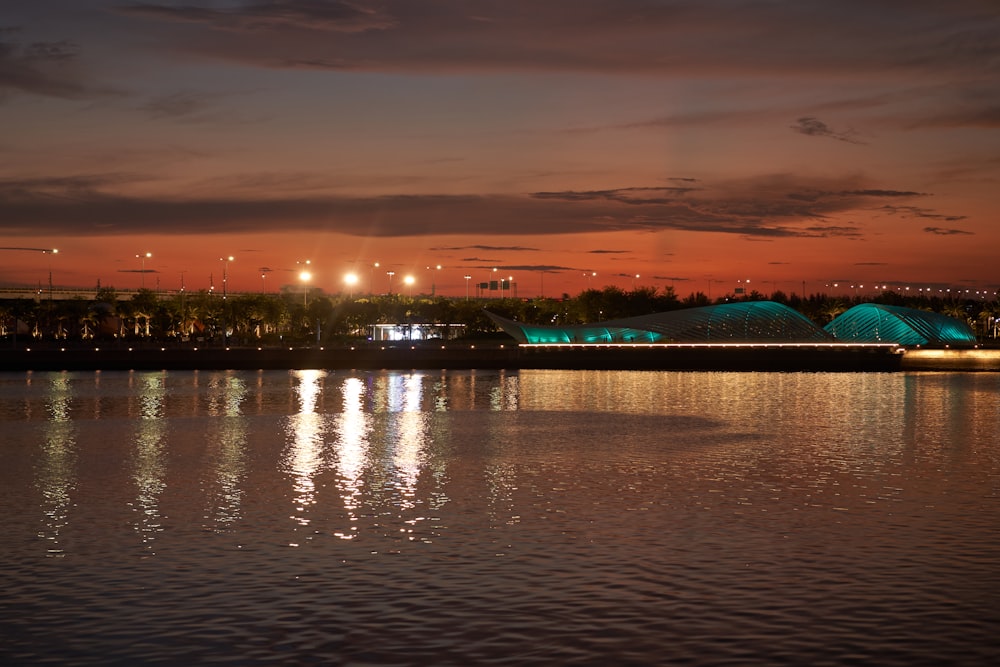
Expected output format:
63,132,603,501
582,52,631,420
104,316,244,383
2,1,998,298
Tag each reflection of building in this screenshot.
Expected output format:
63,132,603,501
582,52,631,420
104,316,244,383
824,304,977,346
488,301,978,348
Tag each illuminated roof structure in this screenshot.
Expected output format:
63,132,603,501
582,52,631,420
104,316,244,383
825,304,977,346
488,301,834,344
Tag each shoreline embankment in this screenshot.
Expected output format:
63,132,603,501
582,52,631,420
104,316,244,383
11,342,995,372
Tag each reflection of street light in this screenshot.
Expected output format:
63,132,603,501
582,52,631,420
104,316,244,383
136,252,152,289
404,274,415,296
344,272,358,298
464,275,472,300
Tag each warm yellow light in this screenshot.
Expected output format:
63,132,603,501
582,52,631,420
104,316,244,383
344,272,359,285
299,270,312,282
403,275,415,285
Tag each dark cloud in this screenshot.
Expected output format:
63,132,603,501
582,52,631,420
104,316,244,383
588,249,629,254
924,227,974,235
490,265,576,273
791,117,866,144
113,2,1000,79
877,205,968,222
0,172,944,242
430,245,540,252
138,92,216,120
855,262,889,266
118,1,396,33
0,30,104,99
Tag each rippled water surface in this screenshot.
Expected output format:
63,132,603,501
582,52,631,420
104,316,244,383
2,369,998,666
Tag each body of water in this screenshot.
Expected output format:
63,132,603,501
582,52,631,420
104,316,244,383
2,369,998,665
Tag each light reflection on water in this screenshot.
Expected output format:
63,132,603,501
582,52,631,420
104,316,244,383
2,369,999,666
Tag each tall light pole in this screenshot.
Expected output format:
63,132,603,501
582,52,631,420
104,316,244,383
632,273,640,291
464,275,472,300
404,274,415,297
220,255,234,299
136,252,152,289
386,270,395,294
371,262,379,295
220,255,234,345
344,272,358,298
43,248,58,301
299,268,312,306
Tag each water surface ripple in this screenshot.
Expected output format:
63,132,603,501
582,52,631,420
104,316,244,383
2,369,998,665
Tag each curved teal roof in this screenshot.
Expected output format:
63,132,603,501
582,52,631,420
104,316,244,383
825,304,976,346
488,301,833,344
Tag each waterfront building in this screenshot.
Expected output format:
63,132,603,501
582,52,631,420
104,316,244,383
825,303,977,346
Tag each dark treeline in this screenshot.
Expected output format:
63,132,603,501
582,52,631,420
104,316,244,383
2,284,998,345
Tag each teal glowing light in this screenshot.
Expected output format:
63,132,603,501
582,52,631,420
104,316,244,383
825,304,977,346
488,301,831,345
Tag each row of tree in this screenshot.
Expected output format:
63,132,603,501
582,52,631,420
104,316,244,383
2,284,998,345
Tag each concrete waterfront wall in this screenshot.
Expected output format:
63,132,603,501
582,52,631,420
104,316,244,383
0,343,912,372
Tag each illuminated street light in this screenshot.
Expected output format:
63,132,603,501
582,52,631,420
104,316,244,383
371,262,379,294
136,252,152,289
220,255,234,345
464,275,472,300
43,248,58,300
404,274,415,296
299,268,312,305
220,255,234,299
344,272,359,298
386,270,395,294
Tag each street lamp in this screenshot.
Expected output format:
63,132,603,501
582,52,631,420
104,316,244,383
220,255,234,299
386,270,395,294
136,252,152,289
220,255,234,345
464,275,472,300
43,248,58,301
344,272,359,298
371,262,379,295
632,273,640,291
404,274,415,296
299,268,312,305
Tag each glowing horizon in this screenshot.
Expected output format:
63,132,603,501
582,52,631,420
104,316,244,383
2,2,998,298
